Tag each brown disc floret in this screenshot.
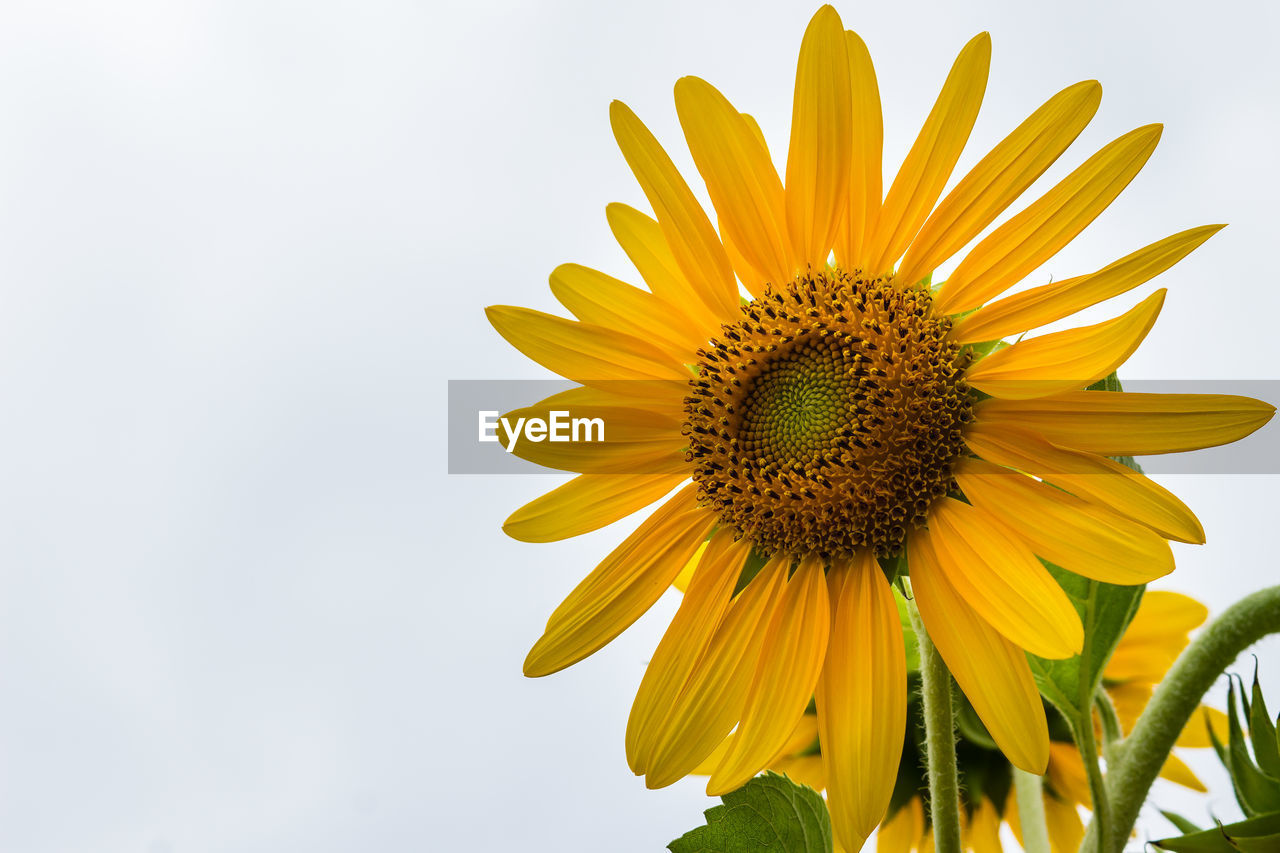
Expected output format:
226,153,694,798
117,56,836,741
684,268,974,560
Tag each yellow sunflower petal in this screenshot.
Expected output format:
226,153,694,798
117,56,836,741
671,540,707,594
709,554,830,794
1123,590,1209,644
964,289,1165,399
719,212,770,298
786,5,852,268
627,528,750,773
817,551,907,853
1047,742,1091,806
1105,635,1182,681
863,33,991,276
503,473,686,543
924,498,1083,658
605,203,685,301
953,224,1224,342
874,798,920,853
1175,706,1231,749
524,485,714,677
644,553,790,788
778,712,821,759
1104,590,1206,682
1158,753,1207,792
956,458,1173,585
610,101,740,318
963,422,1204,543
694,716,823,780
514,382,687,419
1105,681,1151,733
1044,794,1085,853
974,391,1276,456
934,124,1163,315
741,112,770,153
604,202,729,334
968,797,1004,853
896,80,1102,287
689,733,733,778
720,112,779,297
550,263,704,360
771,754,827,793
835,29,882,271
909,529,1050,773
675,76,794,288
486,305,689,385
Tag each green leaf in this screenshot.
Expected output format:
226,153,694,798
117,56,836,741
1153,812,1280,852
668,773,832,853
1027,562,1144,726
1161,810,1205,835
1249,666,1280,779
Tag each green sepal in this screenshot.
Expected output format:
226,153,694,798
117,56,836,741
1152,812,1280,852
1213,679,1280,816
1248,665,1280,779
1161,810,1205,835
893,589,921,674
668,773,833,853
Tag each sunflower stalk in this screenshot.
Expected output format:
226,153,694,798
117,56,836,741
1073,708,1110,853
1084,584,1280,853
906,596,963,853
1013,768,1053,853
1093,690,1123,751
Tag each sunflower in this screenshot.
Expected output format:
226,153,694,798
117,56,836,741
486,5,1273,850
873,591,1230,853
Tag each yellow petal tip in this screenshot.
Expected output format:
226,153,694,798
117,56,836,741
809,5,843,31
522,637,564,678
500,516,545,543
672,76,716,105
522,655,550,679
608,99,634,126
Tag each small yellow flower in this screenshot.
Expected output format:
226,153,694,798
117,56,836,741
488,6,1271,850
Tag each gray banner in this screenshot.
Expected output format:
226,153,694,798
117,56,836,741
446,379,1280,475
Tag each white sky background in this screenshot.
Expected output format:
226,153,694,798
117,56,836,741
0,0,1276,851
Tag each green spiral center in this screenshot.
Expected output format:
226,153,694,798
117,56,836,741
737,337,855,464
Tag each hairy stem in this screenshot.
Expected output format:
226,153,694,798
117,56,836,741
1013,768,1052,853
1074,711,1109,853
1094,690,1123,751
906,597,962,853
1085,585,1280,853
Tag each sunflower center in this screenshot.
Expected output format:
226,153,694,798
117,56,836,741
684,268,973,559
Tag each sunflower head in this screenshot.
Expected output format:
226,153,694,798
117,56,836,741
488,5,1274,852
685,269,973,559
